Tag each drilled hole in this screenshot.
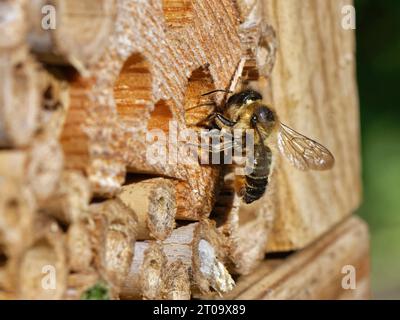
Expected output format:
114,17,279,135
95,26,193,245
114,53,153,128
43,85,62,111
184,66,216,128
147,100,174,133
0,245,8,268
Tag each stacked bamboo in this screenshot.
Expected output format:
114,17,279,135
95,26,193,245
0,0,361,300
0,0,277,299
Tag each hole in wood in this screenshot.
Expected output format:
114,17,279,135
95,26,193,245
209,180,235,228
184,66,216,128
0,244,8,268
162,0,194,28
147,100,174,133
114,53,153,128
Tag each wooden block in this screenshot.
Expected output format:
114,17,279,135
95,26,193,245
220,216,370,300
245,0,362,251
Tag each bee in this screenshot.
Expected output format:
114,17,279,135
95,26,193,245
198,89,335,204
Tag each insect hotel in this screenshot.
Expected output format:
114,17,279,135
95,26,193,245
0,0,367,299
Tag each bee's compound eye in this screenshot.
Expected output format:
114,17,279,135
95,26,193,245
250,114,258,126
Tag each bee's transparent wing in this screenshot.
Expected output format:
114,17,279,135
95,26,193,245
277,123,335,171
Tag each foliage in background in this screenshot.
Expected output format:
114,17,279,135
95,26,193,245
355,0,400,298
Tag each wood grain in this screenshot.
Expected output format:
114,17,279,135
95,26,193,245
221,216,370,300
246,0,362,251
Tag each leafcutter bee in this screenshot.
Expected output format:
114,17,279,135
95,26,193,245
195,89,335,204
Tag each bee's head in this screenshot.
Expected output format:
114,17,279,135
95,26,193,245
226,90,262,108
250,105,276,135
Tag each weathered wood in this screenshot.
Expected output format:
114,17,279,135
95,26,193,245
256,0,361,251
89,199,137,290
0,136,63,205
0,178,35,294
27,0,117,74
120,241,166,300
17,217,67,300
27,135,64,203
220,216,370,300
213,169,275,275
58,0,243,218
116,178,176,240
43,170,91,224
0,46,40,147
66,219,93,273
65,272,117,300
162,220,234,296
0,0,365,300
161,260,191,300
0,0,27,50
37,69,69,139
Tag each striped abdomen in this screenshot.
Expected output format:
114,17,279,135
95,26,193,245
242,143,272,204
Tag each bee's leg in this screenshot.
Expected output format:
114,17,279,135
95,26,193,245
214,113,236,129
201,89,232,96
194,111,217,127
183,141,234,155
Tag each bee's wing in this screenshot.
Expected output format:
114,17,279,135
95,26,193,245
277,123,335,171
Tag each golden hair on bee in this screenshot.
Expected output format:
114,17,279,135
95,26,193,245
198,88,334,204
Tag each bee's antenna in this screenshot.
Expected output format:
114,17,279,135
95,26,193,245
201,89,233,96
186,102,217,112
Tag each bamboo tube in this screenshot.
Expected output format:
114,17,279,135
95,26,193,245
0,150,27,181
37,70,70,139
43,170,91,224
66,219,93,273
89,199,137,289
0,178,36,293
116,178,176,240
27,0,117,74
0,46,40,147
162,220,235,295
17,217,67,300
161,260,191,300
0,137,63,205
84,212,108,274
0,0,27,49
66,213,116,296
27,135,64,203
120,241,166,300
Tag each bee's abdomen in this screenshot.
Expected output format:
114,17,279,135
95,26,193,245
242,144,272,204
243,175,268,204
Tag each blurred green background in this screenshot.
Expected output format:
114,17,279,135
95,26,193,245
355,0,400,299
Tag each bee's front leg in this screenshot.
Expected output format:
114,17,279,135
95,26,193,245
214,113,236,129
